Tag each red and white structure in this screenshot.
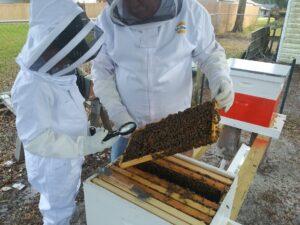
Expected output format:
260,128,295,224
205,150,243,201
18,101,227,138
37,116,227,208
220,58,291,138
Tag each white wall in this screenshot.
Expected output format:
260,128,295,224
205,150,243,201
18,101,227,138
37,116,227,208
277,0,300,64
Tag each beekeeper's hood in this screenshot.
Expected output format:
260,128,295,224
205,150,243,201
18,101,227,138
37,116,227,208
18,0,103,76
107,0,183,26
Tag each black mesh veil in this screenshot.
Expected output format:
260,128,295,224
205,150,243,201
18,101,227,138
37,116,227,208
109,0,183,26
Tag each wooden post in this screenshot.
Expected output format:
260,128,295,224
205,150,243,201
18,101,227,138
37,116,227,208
267,10,271,25
230,136,271,220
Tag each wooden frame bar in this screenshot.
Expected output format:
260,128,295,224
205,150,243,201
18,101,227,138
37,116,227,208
119,155,155,169
154,159,228,192
165,156,233,186
127,167,219,210
111,166,215,218
211,102,220,143
90,151,235,225
99,169,211,224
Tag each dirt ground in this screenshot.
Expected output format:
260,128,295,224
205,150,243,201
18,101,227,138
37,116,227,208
217,33,250,59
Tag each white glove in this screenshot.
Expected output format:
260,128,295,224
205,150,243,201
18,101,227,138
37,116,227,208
82,127,118,156
26,128,118,158
211,79,234,112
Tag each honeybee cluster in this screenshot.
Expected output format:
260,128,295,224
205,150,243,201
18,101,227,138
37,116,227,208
122,101,220,162
136,162,222,203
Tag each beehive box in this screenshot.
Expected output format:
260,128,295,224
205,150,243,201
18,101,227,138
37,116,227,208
117,101,220,169
221,59,289,127
90,156,233,225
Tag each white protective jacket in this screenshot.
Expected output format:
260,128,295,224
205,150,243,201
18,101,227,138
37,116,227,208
12,71,89,156
92,0,231,128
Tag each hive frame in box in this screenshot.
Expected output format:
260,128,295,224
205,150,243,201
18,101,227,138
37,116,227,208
84,133,271,225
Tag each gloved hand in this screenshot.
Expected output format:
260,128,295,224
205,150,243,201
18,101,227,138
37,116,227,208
82,127,118,156
26,127,119,159
211,79,234,112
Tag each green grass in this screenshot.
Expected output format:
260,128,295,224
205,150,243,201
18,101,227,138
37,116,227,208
0,23,28,60
0,23,28,91
243,17,283,37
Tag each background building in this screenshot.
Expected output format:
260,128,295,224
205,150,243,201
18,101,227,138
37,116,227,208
277,0,300,64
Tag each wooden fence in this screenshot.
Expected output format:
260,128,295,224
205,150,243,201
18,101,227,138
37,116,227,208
0,1,260,34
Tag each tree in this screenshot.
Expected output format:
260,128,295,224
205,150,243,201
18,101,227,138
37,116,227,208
232,0,247,32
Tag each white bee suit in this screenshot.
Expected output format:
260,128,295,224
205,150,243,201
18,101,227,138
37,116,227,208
92,0,234,131
11,0,113,224
12,73,87,225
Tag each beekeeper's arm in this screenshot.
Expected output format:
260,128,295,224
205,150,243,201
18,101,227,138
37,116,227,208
92,44,134,129
192,6,234,112
12,80,116,159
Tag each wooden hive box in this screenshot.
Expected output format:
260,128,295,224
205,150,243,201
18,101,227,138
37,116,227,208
91,155,233,225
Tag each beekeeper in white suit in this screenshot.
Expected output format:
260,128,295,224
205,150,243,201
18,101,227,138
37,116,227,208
92,0,235,161
11,0,118,224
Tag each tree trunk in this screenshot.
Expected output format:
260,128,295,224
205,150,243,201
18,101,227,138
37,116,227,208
232,0,247,32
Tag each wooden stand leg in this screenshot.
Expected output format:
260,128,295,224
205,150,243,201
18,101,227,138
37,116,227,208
230,136,271,220
15,136,24,162
249,133,258,146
